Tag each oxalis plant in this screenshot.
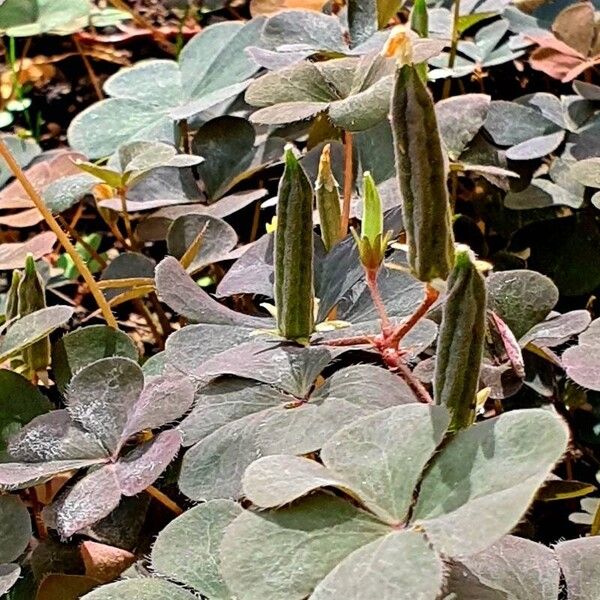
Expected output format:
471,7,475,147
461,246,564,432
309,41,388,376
75,25,597,600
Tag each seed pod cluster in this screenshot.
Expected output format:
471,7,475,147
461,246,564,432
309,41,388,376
391,64,454,282
434,246,487,431
275,146,315,343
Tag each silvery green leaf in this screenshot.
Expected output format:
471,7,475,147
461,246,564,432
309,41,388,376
0,495,31,563
220,494,389,600
310,531,444,600
178,365,416,501
487,270,559,339
320,405,450,523
66,357,144,454
484,100,560,146
445,535,560,600
82,579,197,599
52,325,139,393
151,499,242,599
554,536,600,600
436,94,491,162
0,306,74,363
504,178,584,210
43,174,97,214
242,455,351,508
412,409,569,557
570,157,600,189
505,130,565,160
0,134,40,188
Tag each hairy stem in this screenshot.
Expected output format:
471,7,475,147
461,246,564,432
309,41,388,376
384,352,433,404
118,187,136,250
389,284,439,348
365,268,391,335
0,138,118,329
340,130,353,236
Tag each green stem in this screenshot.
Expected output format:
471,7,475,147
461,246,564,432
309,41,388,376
442,0,461,99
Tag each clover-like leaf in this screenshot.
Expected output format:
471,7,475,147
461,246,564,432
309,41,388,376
412,408,568,556
0,231,56,268
562,318,600,391
0,0,90,36
554,536,600,600
167,214,238,274
520,310,591,348
68,19,266,158
151,499,242,600
246,53,395,132
178,364,417,500
445,535,560,599
436,93,491,161
220,405,567,599
0,564,21,596
429,19,526,80
487,270,559,339
192,116,285,199
0,369,51,453
0,357,193,535
0,306,74,363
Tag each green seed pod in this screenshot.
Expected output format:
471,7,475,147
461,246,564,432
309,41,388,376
5,270,21,324
352,172,392,271
434,246,487,431
315,144,342,252
275,146,315,343
18,254,50,375
391,64,454,282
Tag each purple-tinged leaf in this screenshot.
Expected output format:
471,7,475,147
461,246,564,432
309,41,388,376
155,256,270,327
521,310,592,348
43,466,121,538
120,374,194,443
0,459,103,491
67,357,144,455
562,318,600,391
115,429,182,496
554,536,600,600
8,410,109,462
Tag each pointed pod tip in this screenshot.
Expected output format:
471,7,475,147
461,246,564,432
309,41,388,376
454,244,476,270
24,253,36,275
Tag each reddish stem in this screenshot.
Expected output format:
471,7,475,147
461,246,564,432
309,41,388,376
383,350,433,404
366,268,391,335
322,334,373,347
389,284,439,348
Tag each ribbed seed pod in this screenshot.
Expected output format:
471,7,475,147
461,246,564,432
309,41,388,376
5,270,21,324
391,64,454,282
18,254,50,375
434,247,486,431
315,144,342,252
275,146,315,343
